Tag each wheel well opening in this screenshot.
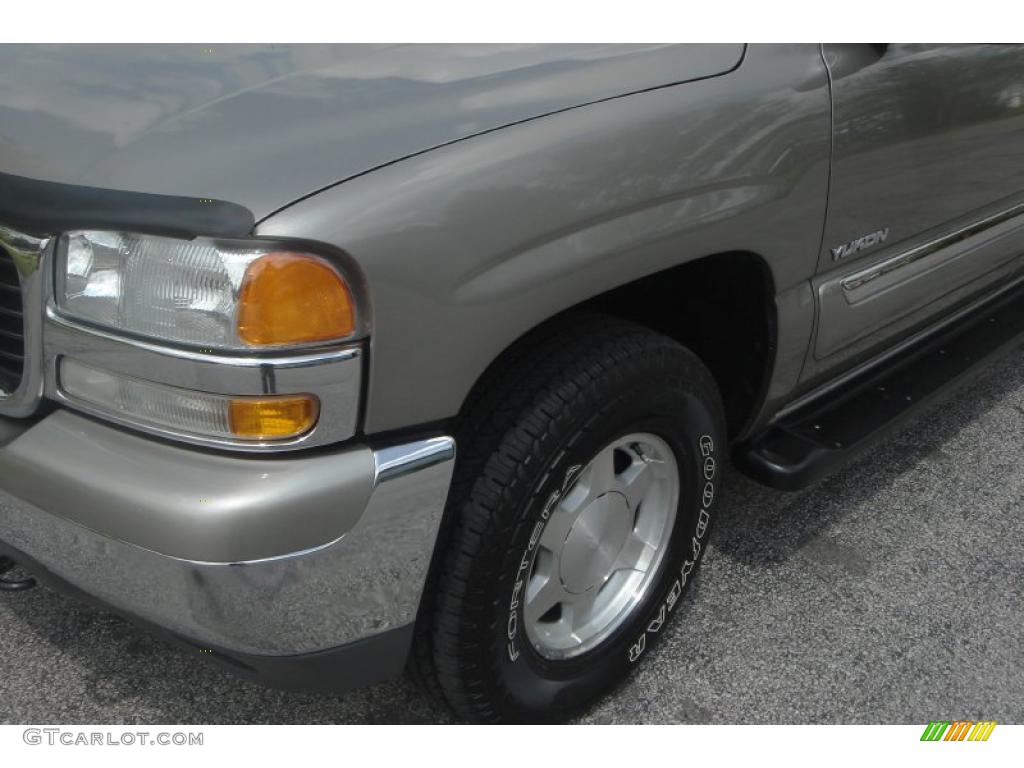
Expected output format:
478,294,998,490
578,252,776,440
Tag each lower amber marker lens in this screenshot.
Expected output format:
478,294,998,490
228,395,320,440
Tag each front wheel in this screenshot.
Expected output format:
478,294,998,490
419,315,725,722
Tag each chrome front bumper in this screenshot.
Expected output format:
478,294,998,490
0,410,454,666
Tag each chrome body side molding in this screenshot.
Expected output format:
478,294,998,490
840,202,1024,293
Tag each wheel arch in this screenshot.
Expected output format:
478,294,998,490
454,251,777,443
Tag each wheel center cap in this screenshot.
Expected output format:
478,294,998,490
558,492,631,594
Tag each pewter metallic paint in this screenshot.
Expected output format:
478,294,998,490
0,409,376,562
801,44,1024,388
259,44,833,434
0,44,742,220
4,43,1023,436
2,43,1024,674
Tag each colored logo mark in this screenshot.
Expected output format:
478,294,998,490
920,721,997,742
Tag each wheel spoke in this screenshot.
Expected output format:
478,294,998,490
569,446,616,510
538,503,576,551
613,533,657,573
615,454,657,513
540,445,617,550
567,586,600,633
524,574,570,627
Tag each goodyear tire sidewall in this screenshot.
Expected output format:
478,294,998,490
491,379,722,719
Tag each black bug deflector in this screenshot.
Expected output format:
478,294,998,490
737,282,1024,490
0,172,255,239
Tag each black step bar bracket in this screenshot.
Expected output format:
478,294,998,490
736,285,1024,490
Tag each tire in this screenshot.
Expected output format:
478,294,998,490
417,313,725,722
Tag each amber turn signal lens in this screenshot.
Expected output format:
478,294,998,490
237,252,354,346
228,395,320,440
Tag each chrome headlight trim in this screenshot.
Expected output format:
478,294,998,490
43,304,363,452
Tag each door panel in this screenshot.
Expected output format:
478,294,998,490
815,204,1024,357
807,44,1024,377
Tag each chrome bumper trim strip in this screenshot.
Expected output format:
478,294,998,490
374,436,456,484
841,201,1024,293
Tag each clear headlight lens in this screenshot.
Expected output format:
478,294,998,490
60,358,320,442
57,231,355,349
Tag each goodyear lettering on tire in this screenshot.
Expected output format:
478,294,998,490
628,434,715,663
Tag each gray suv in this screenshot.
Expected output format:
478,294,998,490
1,44,1023,722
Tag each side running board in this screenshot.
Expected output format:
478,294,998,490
736,286,1024,490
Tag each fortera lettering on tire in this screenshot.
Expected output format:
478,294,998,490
508,463,583,662
1,44,1020,725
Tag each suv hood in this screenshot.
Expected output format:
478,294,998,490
0,44,743,222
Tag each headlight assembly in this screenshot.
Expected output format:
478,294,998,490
40,230,366,451
57,230,357,350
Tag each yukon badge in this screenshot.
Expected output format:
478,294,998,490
831,227,890,261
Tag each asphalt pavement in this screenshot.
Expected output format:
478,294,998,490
1,346,1022,724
